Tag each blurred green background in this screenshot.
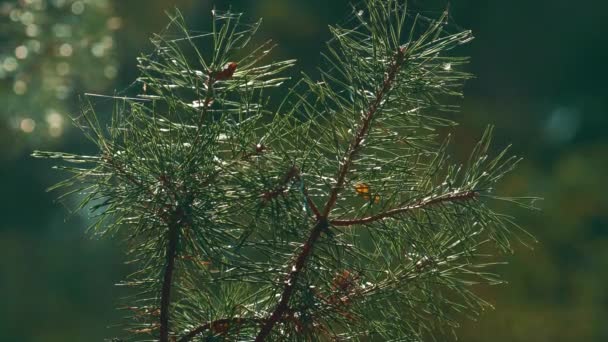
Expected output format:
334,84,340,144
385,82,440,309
1,0,606,341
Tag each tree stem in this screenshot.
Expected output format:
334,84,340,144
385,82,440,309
254,218,329,341
160,219,180,342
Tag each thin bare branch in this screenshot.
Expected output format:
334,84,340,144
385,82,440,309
330,190,479,227
178,317,263,342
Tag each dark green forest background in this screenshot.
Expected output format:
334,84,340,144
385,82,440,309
1,0,606,341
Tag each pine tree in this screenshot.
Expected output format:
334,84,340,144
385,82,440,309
34,1,534,340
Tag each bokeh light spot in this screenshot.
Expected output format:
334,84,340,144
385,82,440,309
9,9,21,21
52,23,72,38
71,1,85,15
15,45,29,59
102,36,114,49
59,43,73,56
3,57,18,72
20,118,36,133
46,111,65,137
51,0,67,8
91,42,106,57
543,106,581,144
104,65,117,79
13,80,28,95
27,39,41,53
20,11,35,25
25,24,39,37
0,3,13,16
56,62,70,76
55,85,70,99
106,16,122,30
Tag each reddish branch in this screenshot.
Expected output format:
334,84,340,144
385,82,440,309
322,47,406,217
159,221,179,341
103,155,185,342
331,190,479,227
254,218,329,341
158,65,234,341
177,317,263,342
306,194,322,219
190,70,218,152
157,70,227,340
253,47,407,341
189,62,236,156
158,188,191,341
203,63,236,113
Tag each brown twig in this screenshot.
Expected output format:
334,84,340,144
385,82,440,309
254,218,329,341
158,68,227,341
322,47,406,217
330,190,479,227
187,62,237,164
160,217,180,342
178,317,263,342
188,71,217,154
103,154,186,342
305,191,322,219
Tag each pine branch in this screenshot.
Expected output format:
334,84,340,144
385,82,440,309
330,190,478,227
254,45,407,342
321,46,407,217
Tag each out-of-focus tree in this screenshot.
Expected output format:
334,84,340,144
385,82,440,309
0,0,119,148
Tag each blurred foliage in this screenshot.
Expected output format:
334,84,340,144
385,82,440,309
0,0,119,154
1,0,607,341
